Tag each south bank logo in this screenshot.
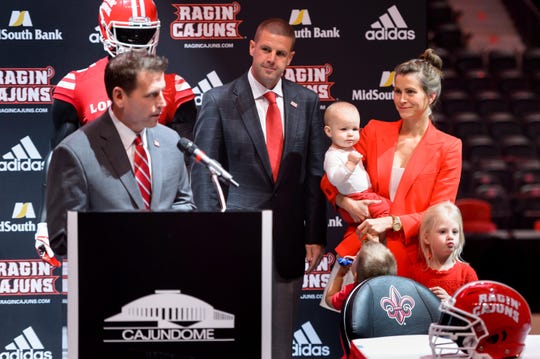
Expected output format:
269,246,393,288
352,70,394,101
289,9,340,39
2,10,63,40
12,202,36,219
8,11,33,27
380,71,396,87
365,5,416,41
103,290,235,342
289,10,312,25
0,202,37,233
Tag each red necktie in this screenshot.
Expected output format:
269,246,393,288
134,134,152,209
264,91,283,181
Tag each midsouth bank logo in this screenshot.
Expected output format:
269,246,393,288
365,5,415,41
2,326,53,359
292,321,330,357
0,136,44,172
290,9,340,39
170,2,243,40
103,290,235,342
12,202,36,219
1,10,63,40
0,202,37,233
353,71,395,101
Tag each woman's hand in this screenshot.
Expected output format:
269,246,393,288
336,195,381,223
356,216,393,239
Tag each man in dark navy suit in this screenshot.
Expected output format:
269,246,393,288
191,17,327,359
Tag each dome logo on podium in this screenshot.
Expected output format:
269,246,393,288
103,289,235,342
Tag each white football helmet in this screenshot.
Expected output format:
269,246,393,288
98,0,160,57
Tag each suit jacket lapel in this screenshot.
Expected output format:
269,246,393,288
282,81,301,166
235,74,274,181
99,114,146,209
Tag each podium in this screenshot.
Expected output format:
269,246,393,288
67,210,272,359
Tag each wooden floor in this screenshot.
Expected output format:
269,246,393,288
533,314,540,334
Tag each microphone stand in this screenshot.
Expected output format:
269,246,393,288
209,169,227,212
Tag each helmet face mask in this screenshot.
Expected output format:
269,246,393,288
428,281,531,359
99,0,160,57
429,299,487,358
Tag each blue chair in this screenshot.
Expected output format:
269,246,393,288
340,275,441,357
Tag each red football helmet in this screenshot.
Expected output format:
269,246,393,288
98,0,160,57
429,280,531,359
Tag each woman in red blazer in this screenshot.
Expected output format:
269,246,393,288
321,49,462,278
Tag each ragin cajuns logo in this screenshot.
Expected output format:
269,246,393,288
283,64,335,101
0,260,59,295
170,2,243,40
0,67,55,104
474,292,522,322
379,285,415,325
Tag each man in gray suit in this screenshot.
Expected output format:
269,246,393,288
191,18,327,358
46,51,196,256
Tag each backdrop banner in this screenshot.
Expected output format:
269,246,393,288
0,1,426,357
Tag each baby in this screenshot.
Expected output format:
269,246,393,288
323,101,391,227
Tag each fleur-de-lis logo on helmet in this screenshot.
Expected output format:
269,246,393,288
379,285,415,325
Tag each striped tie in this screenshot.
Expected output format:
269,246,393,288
264,91,283,181
134,134,152,209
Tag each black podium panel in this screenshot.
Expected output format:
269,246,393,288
67,211,272,359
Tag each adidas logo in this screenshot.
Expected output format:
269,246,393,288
2,136,41,160
0,136,44,172
365,5,416,41
193,70,223,106
9,11,33,27
292,321,330,357
2,326,52,358
89,25,101,44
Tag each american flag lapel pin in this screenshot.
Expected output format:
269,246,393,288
290,101,298,108
153,139,160,147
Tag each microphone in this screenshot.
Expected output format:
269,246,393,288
178,137,239,187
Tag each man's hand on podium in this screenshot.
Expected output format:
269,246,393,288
35,222,61,268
